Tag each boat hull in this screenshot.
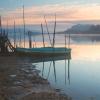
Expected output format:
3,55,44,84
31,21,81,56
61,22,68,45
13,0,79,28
15,47,71,57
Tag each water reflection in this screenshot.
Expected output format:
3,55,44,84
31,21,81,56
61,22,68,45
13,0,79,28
33,55,71,85
66,59,70,85
31,34,100,100
42,61,44,77
33,44,100,100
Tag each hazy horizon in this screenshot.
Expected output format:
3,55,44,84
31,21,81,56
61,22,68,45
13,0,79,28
0,0,100,32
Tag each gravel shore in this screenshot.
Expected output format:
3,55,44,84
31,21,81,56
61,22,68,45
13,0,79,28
0,55,71,100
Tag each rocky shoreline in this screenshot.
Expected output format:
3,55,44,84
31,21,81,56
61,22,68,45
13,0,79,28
0,56,71,100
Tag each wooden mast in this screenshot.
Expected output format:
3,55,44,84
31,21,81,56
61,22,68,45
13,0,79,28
23,5,26,48
41,23,45,47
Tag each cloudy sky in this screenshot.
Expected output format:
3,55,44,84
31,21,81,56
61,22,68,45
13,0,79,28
0,0,100,31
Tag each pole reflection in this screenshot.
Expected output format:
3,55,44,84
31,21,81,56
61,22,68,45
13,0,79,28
36,55,71,85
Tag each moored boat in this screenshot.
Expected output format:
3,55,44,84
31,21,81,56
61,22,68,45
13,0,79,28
15,47,71,57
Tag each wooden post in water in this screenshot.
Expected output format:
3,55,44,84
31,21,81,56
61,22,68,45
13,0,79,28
0,16,2,34
19,28,22,47
68,32,70,48
0,16,1,27
0,16,1,52
52,14,56,48
13,20,16,48
6,20,8,37
44,16,52,47
0,16,9,53
23,5,26,48
41,23,45,47
65,33,67,49
28,31,32,48
33,35,37,48
65,33,67,84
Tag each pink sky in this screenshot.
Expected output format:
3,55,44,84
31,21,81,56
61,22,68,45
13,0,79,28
2,4,100,26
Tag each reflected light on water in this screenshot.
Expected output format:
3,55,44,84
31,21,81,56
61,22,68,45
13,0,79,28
33,42,100,100
71,44,100,61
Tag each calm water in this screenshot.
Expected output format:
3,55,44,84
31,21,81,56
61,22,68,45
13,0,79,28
32,34,100,100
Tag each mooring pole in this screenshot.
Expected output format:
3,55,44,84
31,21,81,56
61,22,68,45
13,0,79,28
28,31,32,48
65,33,67,49
68,32,70,48
33,35,37,48
52,14,56,48
6,20,9,37
0,16,2,34
14,20,16,48
23,5,26,48
41,23,45,47
19,28,22,47
44,16,52,47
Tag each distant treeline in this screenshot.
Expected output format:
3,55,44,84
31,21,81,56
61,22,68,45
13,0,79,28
2,24,100,35
66,24,100,34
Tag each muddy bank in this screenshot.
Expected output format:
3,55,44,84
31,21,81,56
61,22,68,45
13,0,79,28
0,56,71,100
